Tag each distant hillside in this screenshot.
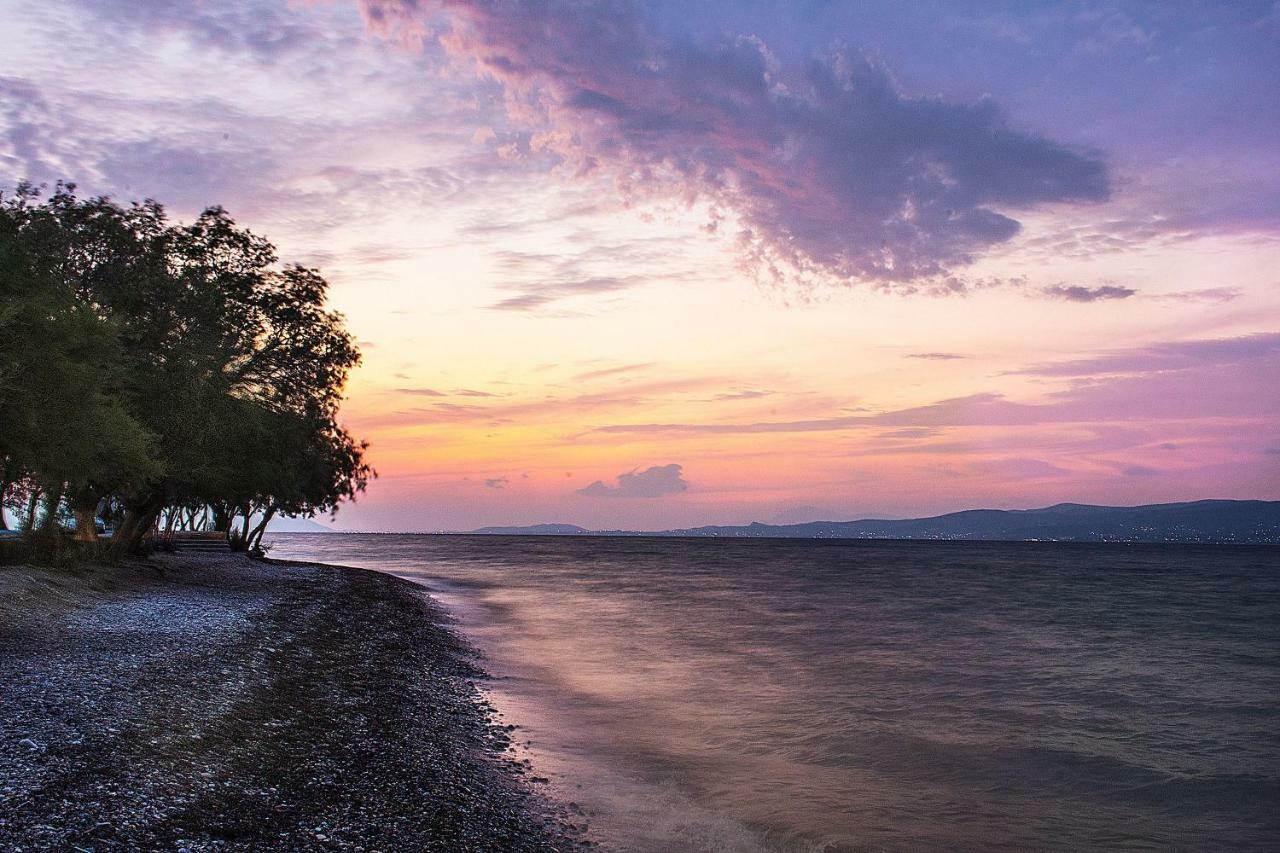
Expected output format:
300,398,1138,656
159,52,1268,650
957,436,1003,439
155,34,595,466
469,501,1280,543
470,523,590,536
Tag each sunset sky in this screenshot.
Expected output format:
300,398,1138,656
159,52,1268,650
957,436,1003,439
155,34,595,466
3,1,1277,531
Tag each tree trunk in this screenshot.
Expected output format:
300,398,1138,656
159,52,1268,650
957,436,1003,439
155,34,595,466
38,487,64,531
110,497,164,557
229,503,253,552
22,489,41,532
70,486,102,543
212,502,232,533
132,506,162,554
247,506,276,553
109,509,143,555
72,506,99,542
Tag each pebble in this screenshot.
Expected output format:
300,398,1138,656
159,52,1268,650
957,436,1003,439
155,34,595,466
0,553,589,851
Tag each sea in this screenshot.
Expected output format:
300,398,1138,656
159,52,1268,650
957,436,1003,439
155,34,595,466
264,534,1280,852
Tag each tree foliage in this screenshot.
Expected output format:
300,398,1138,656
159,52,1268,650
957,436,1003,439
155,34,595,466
0,182,372,555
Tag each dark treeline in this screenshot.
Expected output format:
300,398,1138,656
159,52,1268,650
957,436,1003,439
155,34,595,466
0,182,372,557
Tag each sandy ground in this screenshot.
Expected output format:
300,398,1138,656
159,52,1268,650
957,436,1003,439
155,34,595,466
0,552,586,851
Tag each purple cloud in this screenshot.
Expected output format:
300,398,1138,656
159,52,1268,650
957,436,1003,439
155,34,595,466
1015,332,1280,377
361,0,1109,287
491,275,643,311
577,463,689,498
1041,284,1136,302
1156,288,1243,304
68,0,328,62
907,352,967,361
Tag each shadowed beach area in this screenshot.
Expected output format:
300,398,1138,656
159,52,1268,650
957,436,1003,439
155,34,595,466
0,553,583,851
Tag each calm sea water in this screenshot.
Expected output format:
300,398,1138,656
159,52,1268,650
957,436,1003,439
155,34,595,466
265,534,1280,852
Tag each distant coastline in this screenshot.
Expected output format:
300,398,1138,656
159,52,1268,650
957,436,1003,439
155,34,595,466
464,499,1280,544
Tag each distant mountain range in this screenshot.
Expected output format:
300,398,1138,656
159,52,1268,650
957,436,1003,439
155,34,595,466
470,500,1280,544
471,523,591,536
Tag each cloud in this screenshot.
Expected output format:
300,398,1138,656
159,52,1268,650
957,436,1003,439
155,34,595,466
572,363,653,382
906,352,967,360
0,76,84,181
591,415,864,436
576,463,688,498
1156,287,1243,304
878,428,941,440
489,292,556,311
397,387,448,397
1014,332,1280,377
1041,284,1136,302
484,477,509,489
360,0,1109,287
490,275,644,310
1122,465,1159,477
69,0,327,62
396,387,499,398
711,388,775,401
589,331,1280,436
485,244,693,310
358,375,726,430
972,458,1070,479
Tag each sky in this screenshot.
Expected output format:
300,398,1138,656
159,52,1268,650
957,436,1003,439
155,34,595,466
2,0,1278,531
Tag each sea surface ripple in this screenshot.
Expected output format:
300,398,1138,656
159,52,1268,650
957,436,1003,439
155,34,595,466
266,535,1280,852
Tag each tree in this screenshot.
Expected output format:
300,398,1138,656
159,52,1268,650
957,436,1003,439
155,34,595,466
0,184,159,542
0,183,372,558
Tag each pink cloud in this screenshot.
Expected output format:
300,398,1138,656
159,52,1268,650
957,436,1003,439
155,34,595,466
359,0,1109,286
591,332,1280,435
